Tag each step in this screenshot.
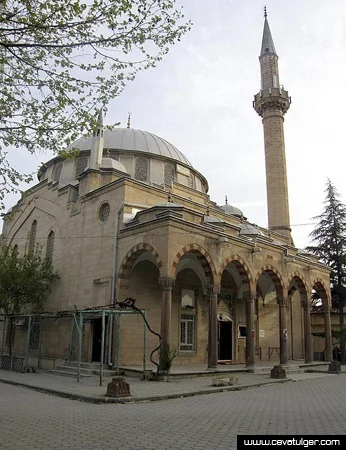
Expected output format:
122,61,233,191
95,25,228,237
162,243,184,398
56,365,120,377
48,369,94,379
65,361,110,370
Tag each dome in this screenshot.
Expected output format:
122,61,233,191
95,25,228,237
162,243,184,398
100,157,127,173
239,223,263,237
70,128,192,167
221,203,244,218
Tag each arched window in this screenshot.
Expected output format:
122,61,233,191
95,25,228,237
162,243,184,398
164,164,174,186
135,157,149,182
75,156,88,177
46,231,55,261
12,244,18,256
28,220,37,254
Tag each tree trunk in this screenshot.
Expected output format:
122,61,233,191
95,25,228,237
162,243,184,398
8,318,13,357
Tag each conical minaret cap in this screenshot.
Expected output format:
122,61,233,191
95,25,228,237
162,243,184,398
260,14,277,57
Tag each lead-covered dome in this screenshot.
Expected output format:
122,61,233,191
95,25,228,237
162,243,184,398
70,128,192,167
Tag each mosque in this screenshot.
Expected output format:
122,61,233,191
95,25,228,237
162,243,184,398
1,13,333,371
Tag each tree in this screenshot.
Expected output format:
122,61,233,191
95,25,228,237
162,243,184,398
0,0,191,209
0,243,59,354
306,179,346,363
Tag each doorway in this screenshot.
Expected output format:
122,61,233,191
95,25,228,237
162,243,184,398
92,317,106,362
218,321,233,361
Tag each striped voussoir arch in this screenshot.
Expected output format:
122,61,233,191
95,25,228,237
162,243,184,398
219,254,252,288
288,271,309,298
312,277,330,304
172,243,217,284
118,243,163,282
254,264,285,296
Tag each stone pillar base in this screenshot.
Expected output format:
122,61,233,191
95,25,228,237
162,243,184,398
106,377,131,397
328,361,341,374
270,365,287,379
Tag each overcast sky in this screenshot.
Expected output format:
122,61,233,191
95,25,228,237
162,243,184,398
4,0,346,249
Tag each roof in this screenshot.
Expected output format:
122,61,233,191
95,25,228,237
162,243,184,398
260,16,277,57
70,128,192,167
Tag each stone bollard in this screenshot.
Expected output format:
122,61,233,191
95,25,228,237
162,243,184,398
328,361,341,374
270,365,287,379
106,377,131,397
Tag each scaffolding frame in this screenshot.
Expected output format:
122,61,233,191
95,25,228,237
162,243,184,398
0,307,147,385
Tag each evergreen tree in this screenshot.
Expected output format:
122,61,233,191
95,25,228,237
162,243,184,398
306,179,346,363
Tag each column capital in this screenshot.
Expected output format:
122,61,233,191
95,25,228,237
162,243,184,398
243,292,257,302
158,277,175,291
277,296,288,307
300,295,310,310
205,285,221,296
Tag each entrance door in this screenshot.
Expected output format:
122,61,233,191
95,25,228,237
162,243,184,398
92,318,103,362
218,321,233,360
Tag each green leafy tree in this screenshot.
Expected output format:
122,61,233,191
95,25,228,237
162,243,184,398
0,243,59,354
306,179,346,363
0,0,191,209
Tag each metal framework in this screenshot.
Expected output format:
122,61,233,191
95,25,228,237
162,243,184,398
0,307,147,385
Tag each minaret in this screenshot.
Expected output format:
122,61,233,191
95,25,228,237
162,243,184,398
90,109,104,169
253,8,292,241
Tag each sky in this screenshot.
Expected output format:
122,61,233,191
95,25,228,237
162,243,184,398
3,0,346,249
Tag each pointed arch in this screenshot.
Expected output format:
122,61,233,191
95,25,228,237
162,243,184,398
287,271,309,298
219,254,253,289
254,264,285,297
28,220,37,254
312,277,331,309
172,243,217,285
46,230,55,261
118,243,163,284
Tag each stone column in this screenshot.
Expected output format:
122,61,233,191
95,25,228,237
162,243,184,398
206,285,220,369
277,297,288,365
323,306,333,362
301,296,313,363
244,292,256,368
158,277,175,350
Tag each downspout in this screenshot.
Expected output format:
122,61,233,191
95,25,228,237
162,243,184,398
107,201,150,367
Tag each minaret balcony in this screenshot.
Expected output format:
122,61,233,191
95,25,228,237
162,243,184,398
253,87,291,116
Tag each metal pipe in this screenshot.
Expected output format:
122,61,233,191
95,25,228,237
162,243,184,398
77,313,83,382
25,315,32,372
0,315,6,368
116,315,121,375
38,316,43,369
143,310,147,379
69,314,75,361
100,310,106,386
108,201,147,367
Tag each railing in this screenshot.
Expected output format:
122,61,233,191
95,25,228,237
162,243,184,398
0,355,26,372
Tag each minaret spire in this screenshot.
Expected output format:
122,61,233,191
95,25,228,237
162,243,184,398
253,12,292,242
90,108,104,169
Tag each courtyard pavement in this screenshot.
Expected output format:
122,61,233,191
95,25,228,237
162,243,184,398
1,373,346,449
0,363,338,404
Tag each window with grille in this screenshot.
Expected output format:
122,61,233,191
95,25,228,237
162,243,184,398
28,220,37,254
53,162,63,181
30,322,40,348
164,164,174,186
180,314,195,351
75,156,88,177
135,157,149,182
180,288,196,352
46,231,55,261
98,203,110,222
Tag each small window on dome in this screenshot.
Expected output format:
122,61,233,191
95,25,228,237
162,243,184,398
76,156,88,177
164,164,174,186
99,203,110,223
135,157,149,182
53,162,63,182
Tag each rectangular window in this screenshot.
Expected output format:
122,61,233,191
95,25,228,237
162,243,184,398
30,321,40,348
180,314,195,351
